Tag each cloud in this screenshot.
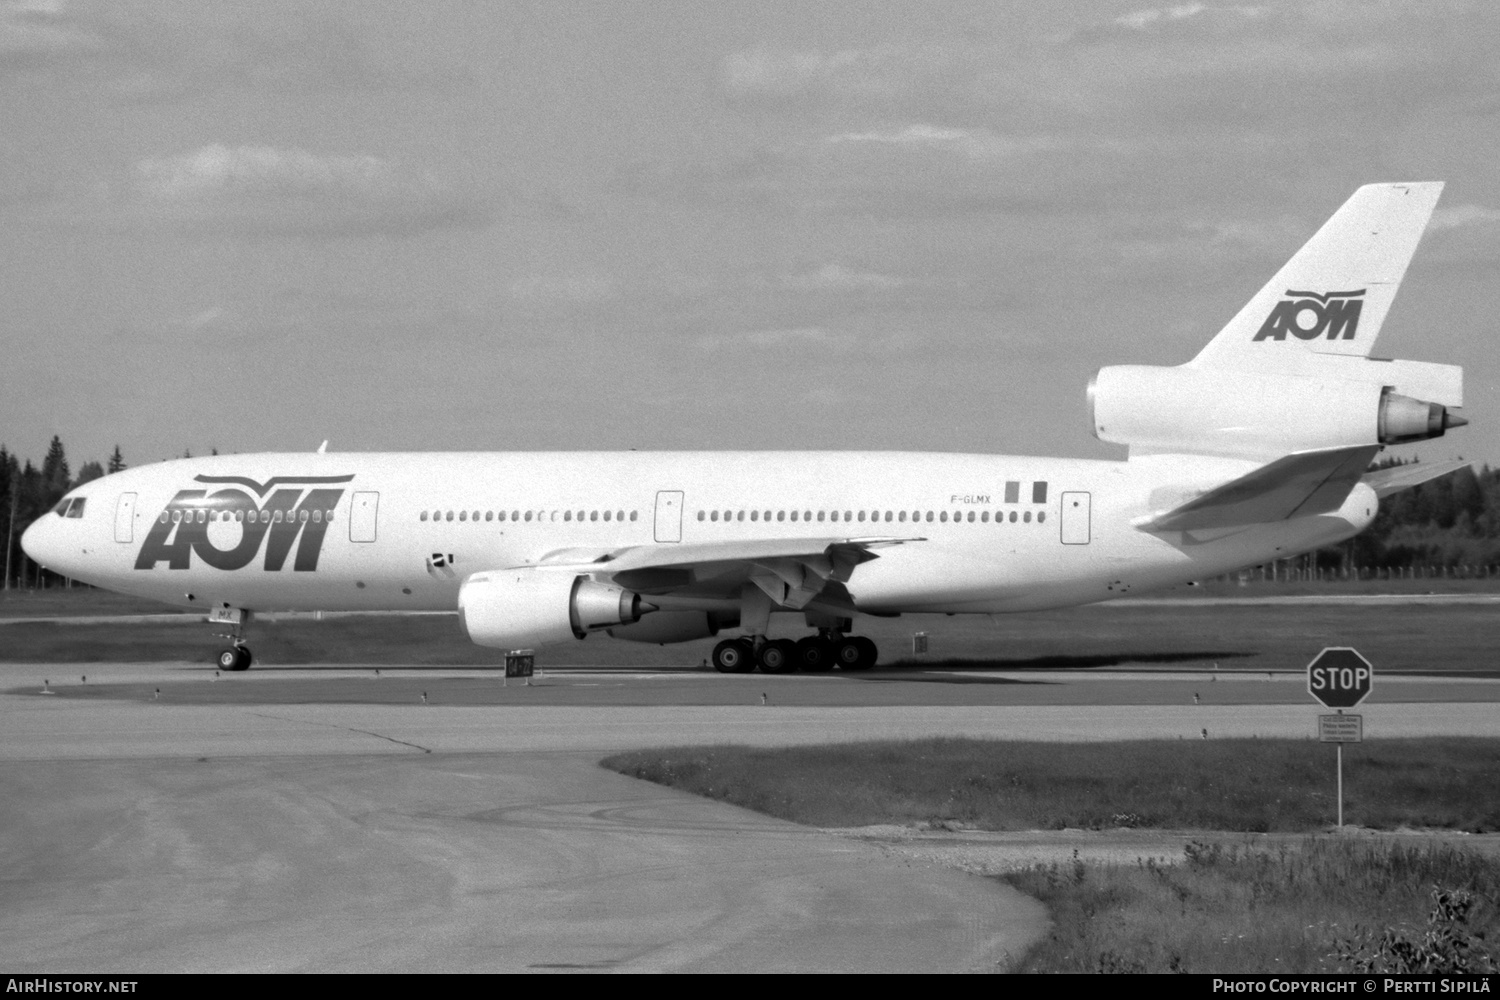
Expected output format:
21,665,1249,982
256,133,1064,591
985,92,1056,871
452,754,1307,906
1429,204,1500,231
0,1,104,64
826,125,1045,160
1114,3,1210,31
696,326,851,352
69,144,490,237
779,263,904,292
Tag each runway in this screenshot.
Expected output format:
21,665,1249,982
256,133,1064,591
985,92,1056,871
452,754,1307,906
2,658,1496,973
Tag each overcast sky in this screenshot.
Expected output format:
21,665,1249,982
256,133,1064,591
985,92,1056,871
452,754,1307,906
2,0,1497,470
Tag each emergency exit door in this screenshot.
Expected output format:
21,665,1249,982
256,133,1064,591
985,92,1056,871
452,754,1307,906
654,491,683,543
1060,491,1091,545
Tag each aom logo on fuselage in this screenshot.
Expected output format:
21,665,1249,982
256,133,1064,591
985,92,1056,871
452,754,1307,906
134,474,355,572
1253,289,1365,342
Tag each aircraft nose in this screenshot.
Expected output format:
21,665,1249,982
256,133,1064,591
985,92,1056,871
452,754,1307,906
20,516,59,571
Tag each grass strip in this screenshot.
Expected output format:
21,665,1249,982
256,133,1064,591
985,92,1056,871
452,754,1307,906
1004,837,1500,973
601,737,1500,832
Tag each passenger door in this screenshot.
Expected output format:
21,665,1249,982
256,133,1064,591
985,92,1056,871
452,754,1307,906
1060,492,1091,545
654,491,684,543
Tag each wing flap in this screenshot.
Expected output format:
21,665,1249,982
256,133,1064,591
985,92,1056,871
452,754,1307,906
1137,445,1380,532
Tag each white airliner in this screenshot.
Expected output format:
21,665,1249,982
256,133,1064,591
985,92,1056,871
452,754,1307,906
23,182,1470,674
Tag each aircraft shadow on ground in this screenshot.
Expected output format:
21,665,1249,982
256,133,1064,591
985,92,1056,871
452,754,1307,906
867,650,1256,683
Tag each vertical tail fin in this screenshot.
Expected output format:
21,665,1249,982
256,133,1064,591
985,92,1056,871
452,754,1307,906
1191,182,1443,370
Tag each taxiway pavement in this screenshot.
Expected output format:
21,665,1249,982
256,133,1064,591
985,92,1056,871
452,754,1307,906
2,659,1496,973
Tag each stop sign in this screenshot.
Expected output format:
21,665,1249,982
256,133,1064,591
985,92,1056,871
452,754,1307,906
1307,647,1373,708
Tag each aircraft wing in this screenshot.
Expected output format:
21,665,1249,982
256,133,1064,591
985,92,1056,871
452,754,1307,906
1137,445,1380,532
520,535,925,610
1360,459,1474,498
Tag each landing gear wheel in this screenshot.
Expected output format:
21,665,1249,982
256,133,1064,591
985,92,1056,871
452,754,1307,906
757,638,798,674
795,636,835,672
833,638,864,670
852,636,878,671
216,646,252,672
712,638,755,674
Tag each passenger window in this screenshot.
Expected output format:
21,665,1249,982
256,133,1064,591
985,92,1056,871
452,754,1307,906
697,510,706,521
326,510,334,522
524,511,533,522
751,511,759,522
446,511,454,522
618,510,626,521
1005,481,1020,504
777,511,785,522
925,511,933,523
564,511,571,521
898,511,906,522
843,511,851,521
460,511,469,522
163,511,172,524
235,510,244,523
1033,482,1048,504
299,510,309,523
313,510,322,523
1024,511,1032,523
790,510,798,522
981,511,989,523
590,511,598,522
804,511,812,521
630,511,638,521
1009,511,1017,523
272,510,283,523
421,511,429,522
817,511,825,522
1038,512,1046,523
939,511,948,523
967,511,975,523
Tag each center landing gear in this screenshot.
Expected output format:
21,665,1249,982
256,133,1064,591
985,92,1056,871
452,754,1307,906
210,606,254,672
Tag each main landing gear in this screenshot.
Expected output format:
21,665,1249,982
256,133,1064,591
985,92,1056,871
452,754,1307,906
710,632,878,674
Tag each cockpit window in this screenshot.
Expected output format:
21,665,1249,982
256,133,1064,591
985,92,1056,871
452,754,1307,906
52,497,86,518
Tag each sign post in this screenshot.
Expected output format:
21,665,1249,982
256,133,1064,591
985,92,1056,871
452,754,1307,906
1306,647,1372,828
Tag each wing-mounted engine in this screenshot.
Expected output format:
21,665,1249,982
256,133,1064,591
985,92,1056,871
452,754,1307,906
458,570,654,648
1087,360,1465,459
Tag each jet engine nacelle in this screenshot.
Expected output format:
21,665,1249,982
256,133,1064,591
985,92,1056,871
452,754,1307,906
1088,365,1464,458
607,611,722,645
458,570,650,648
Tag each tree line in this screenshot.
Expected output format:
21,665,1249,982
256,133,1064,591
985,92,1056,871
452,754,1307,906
1,436,123,591
3,438,1500,593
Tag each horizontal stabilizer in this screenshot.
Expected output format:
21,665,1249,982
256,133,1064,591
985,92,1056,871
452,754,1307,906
1138,445,1379,532
1361,459,1474,499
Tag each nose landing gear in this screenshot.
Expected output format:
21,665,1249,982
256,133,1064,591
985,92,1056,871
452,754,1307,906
210,606,254,671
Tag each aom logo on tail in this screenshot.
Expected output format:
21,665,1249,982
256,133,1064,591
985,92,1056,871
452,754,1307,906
135,474,354,572
1253,289,1365,342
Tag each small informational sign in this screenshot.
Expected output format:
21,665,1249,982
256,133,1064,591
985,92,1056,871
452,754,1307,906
912,632,928,655
505,650,535,679
208,606,244,625
1318,713,1363,743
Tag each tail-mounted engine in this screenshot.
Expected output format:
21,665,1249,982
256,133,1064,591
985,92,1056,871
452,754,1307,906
459,570,653,648
1087,361,1465,458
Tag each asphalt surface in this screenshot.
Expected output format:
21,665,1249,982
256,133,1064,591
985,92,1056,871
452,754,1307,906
2,657,1497,973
